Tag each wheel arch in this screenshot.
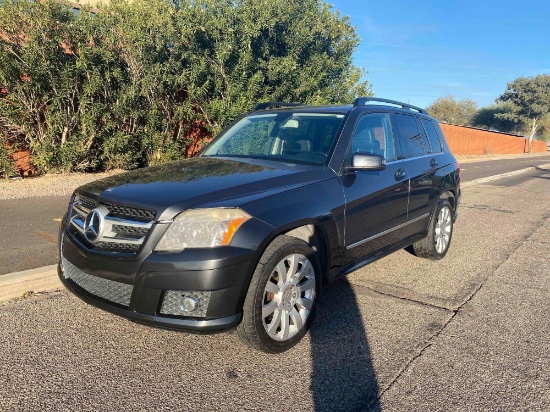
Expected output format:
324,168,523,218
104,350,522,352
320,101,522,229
283,224,330,285
248,220,333,289
439,190,456,210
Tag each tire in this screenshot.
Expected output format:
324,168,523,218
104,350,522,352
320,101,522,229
409,198,454,260
236,235,321,353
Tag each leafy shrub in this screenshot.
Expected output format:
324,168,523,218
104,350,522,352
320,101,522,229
0,0,371,173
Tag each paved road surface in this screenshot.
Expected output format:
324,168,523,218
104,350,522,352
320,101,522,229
0,196,69,275
1,166,548,411
459,153,550,181
0,155,548,276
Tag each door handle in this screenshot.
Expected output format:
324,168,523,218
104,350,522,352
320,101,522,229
430,158,438,168
394,169,406,181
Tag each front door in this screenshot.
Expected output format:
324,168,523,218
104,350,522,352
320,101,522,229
342,112,409,263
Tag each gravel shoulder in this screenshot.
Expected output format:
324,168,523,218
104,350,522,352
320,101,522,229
0,170,123,200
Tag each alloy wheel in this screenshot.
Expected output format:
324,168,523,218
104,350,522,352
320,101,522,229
435,205,452,254
261,253,316,341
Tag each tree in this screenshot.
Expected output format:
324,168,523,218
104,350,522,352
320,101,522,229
535,113,550,142
472,102,525,134
425,95,477,126
497,74,550,153
177,0,371,133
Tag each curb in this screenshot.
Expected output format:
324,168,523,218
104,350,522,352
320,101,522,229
0,265,61,305
456,152,550,164
462,163,550,188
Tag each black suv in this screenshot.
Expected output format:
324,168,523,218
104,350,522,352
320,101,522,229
58,98,460,353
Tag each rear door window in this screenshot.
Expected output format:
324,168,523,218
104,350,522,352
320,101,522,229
420,119,443,153
393,113,429,159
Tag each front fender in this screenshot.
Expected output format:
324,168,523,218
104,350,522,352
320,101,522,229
240,177,346,279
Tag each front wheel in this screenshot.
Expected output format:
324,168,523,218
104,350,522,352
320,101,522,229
409,198,454,260
236,236,321,353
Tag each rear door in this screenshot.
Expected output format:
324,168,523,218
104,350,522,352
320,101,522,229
392,113,434,236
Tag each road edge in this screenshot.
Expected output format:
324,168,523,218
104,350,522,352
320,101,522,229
0,265,61,305
456,152,550,164
462,163,550,187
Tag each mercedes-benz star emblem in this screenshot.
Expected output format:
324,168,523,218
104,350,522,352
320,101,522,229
84,210,103,243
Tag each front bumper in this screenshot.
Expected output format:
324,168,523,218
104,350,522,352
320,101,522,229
58,264,242,332
58,215,271,333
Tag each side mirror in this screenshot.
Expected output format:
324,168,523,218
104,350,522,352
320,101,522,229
347,152,387,171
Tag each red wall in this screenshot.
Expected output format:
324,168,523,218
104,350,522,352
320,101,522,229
440,123,547,155
12,150,35,177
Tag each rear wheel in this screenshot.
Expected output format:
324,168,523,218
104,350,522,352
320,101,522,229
236,236,321,353
409,198,454,260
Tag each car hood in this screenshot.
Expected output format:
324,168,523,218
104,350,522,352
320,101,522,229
76,157,336,220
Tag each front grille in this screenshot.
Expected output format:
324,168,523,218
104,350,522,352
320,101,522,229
160,290,211,318
62,257,133,307
94,242,141,253
68,195,155,254
79,196,99,212
107,204,155,221
75,195,156,221
112,224,149,238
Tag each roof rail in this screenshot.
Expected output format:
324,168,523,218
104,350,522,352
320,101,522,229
253,102,306,111
353,97,427,115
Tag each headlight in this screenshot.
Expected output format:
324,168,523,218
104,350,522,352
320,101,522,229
154,208,251,252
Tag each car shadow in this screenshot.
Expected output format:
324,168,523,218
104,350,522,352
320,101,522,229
309,278,382,411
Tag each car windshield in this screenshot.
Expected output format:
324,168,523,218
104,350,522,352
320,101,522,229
202,112,346,165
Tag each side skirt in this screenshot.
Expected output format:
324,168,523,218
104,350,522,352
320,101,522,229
330,231,428,280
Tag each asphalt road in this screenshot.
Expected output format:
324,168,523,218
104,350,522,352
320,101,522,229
0,155,549,276
0,196,69,275
459,153,550,181
1,165,548,411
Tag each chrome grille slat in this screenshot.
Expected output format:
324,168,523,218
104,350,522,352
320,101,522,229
106,216,152,228
73,203,90,217
94,242,141,252
62,257,133,307
112,224,149,237
99,235,143,245
70,216,85,233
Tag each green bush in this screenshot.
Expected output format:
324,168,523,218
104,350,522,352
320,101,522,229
0,0,371,173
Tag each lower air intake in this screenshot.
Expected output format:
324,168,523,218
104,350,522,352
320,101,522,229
62,257,133,307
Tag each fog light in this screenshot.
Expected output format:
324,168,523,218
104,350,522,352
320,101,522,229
160,290,211,317
180,295,198,312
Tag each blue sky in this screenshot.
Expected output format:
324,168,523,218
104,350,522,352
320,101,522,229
329,0,550,109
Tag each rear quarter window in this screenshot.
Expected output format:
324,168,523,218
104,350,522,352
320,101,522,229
421,118,443,153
